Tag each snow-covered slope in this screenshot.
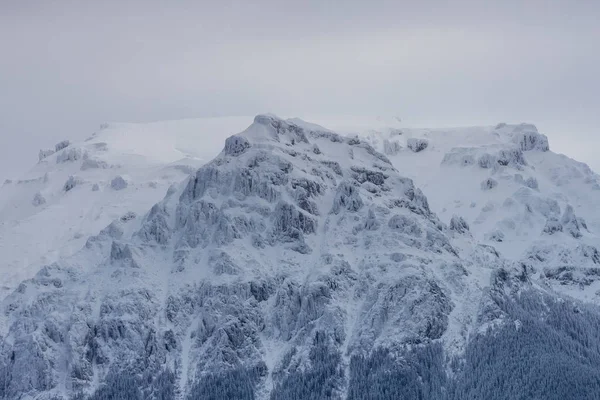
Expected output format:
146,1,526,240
359,122,600,303
0,118,251,298
2,115,600,399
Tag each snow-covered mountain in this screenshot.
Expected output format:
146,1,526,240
2,115,600,399
0,117,251,299
360,122,600,303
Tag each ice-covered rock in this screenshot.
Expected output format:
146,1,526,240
495,122,549,152
561,205,583,238
472,148,526,170
32,192,46,206
525,243,600,288
441,148,477,167
450,215,470,234
543,218,563,235
120,211,137,222
477,153,496,169
481,178,498,191
485,229,505,242
383,139,402,155
251,114,310,145
497,148,526,168
110,240,133,261
407,138,429,152
55,139,70,152
388,214,423,236
514,175,539,190
513,131,550,152
578,217,589,231
81,158,109,170
331,182,363,214
56,147,84,163
38,148,55,161
513,188,561,218
223,135,251,156
110,175,128,190
63,175,79,192
525,177,539,190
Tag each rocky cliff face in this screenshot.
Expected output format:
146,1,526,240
2,116,600,400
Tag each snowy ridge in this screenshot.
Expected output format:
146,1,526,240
2,115,600,399
0,117,252,298
359,121,600,302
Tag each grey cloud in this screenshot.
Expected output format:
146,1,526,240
0,0,599,180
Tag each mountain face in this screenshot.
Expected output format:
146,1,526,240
2,115,600,399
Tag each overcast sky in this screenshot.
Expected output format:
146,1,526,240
1,0,599,180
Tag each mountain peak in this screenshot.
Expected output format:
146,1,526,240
238,114,313,147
